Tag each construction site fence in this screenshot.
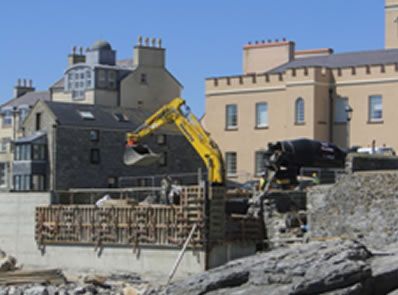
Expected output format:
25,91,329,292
36,185,264,251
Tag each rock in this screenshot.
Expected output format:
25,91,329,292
24,286,48,295
0,255,17,272
8,287,23,295
123,286,138,295
81,274,107,286
156,239,373,295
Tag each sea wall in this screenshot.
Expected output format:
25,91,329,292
308,171,398,249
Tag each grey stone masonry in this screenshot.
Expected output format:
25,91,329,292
308,171,398,250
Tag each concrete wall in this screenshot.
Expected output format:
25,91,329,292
0,192,205,282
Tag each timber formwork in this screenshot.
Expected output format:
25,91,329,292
35,185,263,258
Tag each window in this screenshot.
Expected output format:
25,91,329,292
0,163,6,187
3,110,12,127
19,108,29,129
256,103,268,128
225,152,237,176
32,175,45,191
113,113,128,122
14,175,31,191
369,95,382,121
157,134,166,145
1,138,10,153
90,130,99,141
78,110,95,120
35,113,41,130
159,152,167,166
335,97,348,123
32,144,46,160
109,71,116,89
15,144,31,161
226,104,237,129
255,151,264,176
98,70,106,88
108,177,117,188
295,98,305,124
90,148,100,164
140,73,147,84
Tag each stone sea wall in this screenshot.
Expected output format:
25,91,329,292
308,171,398,249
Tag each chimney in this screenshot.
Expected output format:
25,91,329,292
243,39,295,74
14,78,35,98
68,45,86,66
133,36,165,67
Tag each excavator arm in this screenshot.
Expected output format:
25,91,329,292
124,97,225,185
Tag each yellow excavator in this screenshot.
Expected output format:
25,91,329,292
123,97,225,185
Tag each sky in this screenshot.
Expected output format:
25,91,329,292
0,0,386,117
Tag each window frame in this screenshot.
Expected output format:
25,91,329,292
368,95,383,122
90,148,101,164
255,102,268,128
254,151,265,176
225,104,238,130
295,97,305,124
225,152,237,177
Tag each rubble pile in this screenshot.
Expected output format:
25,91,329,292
148,239,398,295
0,248,150,295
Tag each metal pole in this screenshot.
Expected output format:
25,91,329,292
167,223,198,283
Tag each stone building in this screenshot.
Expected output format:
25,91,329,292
204,0,398,183
50,37,182,112
12,100,205,191
0,80,49,190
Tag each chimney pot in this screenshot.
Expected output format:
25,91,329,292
282,37,286,41
29,80,32,87
17,79,21,87
261,40,265,44
138,35,143,46
255,40,258,44
248,41,252,45
275,39,279,43
144,37,149,46
268,40,271,43
23,79,26,87
79,46,83,55
72,46,76,54
158,38,162,48
151,38,156,47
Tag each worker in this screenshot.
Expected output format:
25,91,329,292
258,171,267,191
160,175,172,205
312,173,320,185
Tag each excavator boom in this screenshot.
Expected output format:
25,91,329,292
124,97,225,185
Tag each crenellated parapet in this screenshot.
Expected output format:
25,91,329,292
206,62,398,96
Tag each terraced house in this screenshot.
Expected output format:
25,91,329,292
204,0,398,182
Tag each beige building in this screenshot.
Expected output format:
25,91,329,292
0,81,49,190
50,37,182,112
204,0,398,183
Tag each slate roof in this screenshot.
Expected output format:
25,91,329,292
44,101,177,133
1,91,50,108
268,48,398,73
15,130,47,144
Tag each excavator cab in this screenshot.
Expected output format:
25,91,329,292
124,143,160,166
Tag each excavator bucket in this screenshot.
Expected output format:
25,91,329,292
123,144,161,166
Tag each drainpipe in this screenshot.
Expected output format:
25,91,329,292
328,88,334,143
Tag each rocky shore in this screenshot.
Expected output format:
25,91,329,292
4,239,398,294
